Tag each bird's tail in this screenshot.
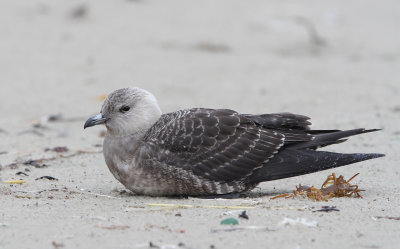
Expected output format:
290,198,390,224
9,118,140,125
288,128,381,150
247,149,384,184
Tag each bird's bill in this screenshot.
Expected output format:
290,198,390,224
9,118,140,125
84,114,107,129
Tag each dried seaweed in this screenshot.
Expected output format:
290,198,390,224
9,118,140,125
313,206,340,212
5,149,101,169
16,172,29,176
374,216,400,221
45,146,69,153
271,173,364,201
238,211,249,219
35,176,58,181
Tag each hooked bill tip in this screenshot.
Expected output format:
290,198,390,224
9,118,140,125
84,114,105,129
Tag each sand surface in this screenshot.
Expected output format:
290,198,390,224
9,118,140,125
1,0,399,248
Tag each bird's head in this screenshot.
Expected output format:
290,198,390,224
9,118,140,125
84,87,162,136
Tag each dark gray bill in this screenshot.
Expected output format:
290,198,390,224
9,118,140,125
84,114,107,129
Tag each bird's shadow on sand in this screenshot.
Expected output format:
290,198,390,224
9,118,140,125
116,188,289,199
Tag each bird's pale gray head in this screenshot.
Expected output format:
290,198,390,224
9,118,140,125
84,87,162,136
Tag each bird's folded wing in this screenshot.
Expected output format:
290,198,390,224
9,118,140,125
142,108,285,182
243,112,311,130
242,113,315,143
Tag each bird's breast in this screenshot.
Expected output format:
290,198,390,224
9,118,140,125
103,135,141,185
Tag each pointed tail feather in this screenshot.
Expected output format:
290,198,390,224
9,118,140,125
247,149,384,184
288,128,381,150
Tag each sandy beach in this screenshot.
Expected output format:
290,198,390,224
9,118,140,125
1,0,399,248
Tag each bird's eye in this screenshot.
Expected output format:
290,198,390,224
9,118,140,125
120,106,130,113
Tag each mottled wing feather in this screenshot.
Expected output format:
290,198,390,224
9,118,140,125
143,108,285,182
277,129,313,144
243,112,311,130
243,113,314,144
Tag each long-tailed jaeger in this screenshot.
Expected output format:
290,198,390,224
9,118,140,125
84,87,384,196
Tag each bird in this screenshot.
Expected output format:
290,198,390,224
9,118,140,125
84,87,384,196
